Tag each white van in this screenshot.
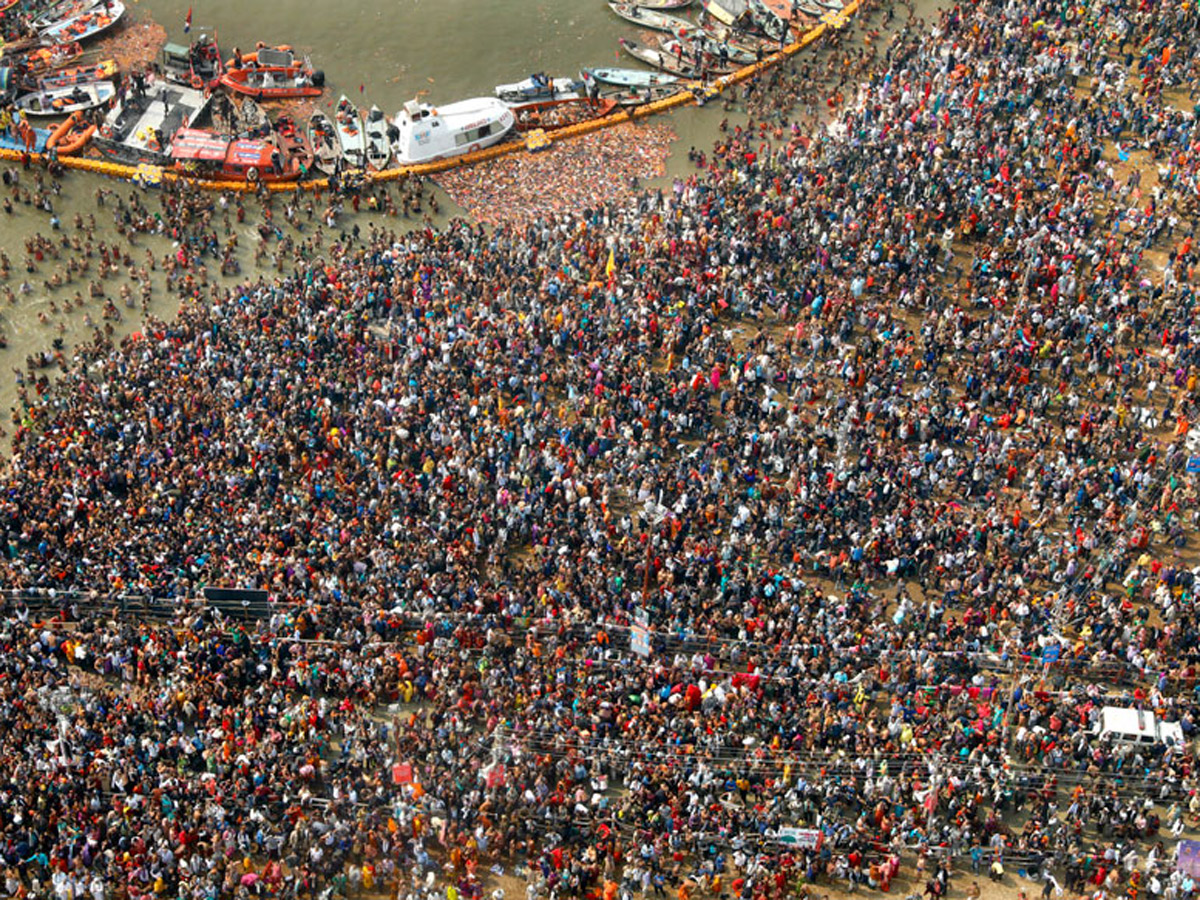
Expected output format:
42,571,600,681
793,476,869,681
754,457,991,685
1093,706,1185,748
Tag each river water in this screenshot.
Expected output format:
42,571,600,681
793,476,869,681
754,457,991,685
0,0,918,441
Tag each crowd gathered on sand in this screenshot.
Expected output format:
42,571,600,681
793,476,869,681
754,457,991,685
0,2,1200,900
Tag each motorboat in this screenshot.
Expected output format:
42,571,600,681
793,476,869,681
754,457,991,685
40,0,125,44
363,105,392,171
93,78,212,166
495,74,582,104
16,79,115,116
580,66,680,88
219,65,324,99
171,127,301,182
333,95,367,169
390,96,514,166
160,35,225,90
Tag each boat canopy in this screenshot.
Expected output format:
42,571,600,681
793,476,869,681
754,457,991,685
228,139,275,167
256,47,294,68
170,127,229,161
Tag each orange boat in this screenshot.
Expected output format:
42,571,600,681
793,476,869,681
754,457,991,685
46,109,95,155
224,42,293,69
171,127,303,183
218,65,323,100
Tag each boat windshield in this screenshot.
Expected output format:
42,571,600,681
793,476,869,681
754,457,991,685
454,123,495,147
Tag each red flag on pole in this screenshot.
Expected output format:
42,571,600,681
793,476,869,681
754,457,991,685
184,6,192,32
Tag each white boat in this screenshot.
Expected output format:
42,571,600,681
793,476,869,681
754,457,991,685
333,95,368,170
16,79,115,116
363,105,392,171
307,110,341,176
580,67,680,89
494,74,581,103
391,97,514,166
40,0,125,43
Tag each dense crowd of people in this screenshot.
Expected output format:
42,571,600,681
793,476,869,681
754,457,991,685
1,0,1200,898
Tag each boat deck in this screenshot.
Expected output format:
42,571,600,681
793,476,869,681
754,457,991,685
0,128,51,153
102,81,210,154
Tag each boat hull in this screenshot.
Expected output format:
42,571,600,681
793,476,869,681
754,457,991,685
581,66,680,88
334,96,368,169
219,66,323,99
40,0,124,44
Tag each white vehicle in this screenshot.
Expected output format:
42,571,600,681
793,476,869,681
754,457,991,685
391,97,514,166
1093,706,1184,747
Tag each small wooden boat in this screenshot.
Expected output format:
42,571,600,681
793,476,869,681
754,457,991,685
696,16,787,48
510,97,618,133
580,66,680,88
657,35,738,70
619,37,731,76
31,0,99,30
307,109,341,176
495,73,581,103
45,109,95,154
219,65,324,99
333,95,367,169
16,79,114,116
40,0,124,43
272,114,314,174
599,83,684,106
756,0,822,19
619,37,701,76
23,41,84,72
231,97,270,136
635,0,693,9
607,2,695,33
38,58,117,90
701,0,788,40
363,105,391,171
672,26,758,63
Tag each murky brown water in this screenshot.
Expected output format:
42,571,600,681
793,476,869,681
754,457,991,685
0,0,932,442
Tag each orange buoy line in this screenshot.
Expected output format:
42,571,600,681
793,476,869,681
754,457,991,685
10,2,858,193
